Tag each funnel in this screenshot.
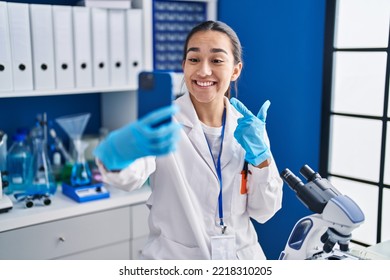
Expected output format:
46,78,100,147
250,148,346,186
56,113,92,186
55,113,91,140
73,139,89,162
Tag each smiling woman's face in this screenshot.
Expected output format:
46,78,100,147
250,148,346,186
182,30,242,106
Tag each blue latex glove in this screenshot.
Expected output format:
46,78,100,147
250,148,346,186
230,98,271,166
93,105,181,171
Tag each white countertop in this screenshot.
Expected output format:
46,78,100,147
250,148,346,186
0,184,151,232
366,240,390,259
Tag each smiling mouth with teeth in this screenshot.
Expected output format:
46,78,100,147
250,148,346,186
196,81,215,87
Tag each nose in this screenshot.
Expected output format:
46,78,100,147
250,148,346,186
196,61,212,77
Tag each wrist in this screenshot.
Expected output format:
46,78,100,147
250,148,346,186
245,148,271,167
255,158,271,169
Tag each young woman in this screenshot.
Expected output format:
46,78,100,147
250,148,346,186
94,20,283,260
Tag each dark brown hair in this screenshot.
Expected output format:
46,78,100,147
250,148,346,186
182,21,243,98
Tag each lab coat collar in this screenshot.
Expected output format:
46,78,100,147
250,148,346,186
174,93,240,177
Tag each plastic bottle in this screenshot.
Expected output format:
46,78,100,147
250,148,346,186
6,133,32,194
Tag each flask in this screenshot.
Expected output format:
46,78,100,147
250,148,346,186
70,139,92,186
27,138,57,196
6,133,32,194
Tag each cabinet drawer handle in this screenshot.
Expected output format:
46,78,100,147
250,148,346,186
59,237,66,242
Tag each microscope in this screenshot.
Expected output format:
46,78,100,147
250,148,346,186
279,164,365,260
0,171,13,213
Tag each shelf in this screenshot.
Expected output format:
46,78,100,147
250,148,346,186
0,72,185,98
0,86,137,99
0,184,151,232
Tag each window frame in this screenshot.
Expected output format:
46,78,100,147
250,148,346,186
320,0,390,246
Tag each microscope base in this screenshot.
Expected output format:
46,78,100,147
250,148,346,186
0,195,13,213
307,249,362,260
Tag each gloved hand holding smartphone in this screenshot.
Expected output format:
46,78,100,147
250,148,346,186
93,105,181,171
94,71,180,171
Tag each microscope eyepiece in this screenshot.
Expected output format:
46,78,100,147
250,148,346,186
300,164,321,182
281,165,332,214
280,168,305,191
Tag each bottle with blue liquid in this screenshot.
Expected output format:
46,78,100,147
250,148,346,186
6,133,32,194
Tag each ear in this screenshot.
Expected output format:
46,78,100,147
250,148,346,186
231,62,243,81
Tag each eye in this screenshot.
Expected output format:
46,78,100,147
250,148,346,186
188,58,199,63
212,59,224,64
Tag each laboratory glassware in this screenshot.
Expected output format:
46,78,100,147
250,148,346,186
6,133,32,195
49,128,74,164
27,138,57,196
70,139,92,186
0,131,7,171
55,113,92,186
55,113,90,141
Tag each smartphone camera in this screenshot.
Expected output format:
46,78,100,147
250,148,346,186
139,72,155,91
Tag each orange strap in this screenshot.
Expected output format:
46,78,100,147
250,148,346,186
240,170,248,194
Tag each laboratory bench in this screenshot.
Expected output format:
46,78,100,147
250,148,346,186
361,240,390,260
0,184,151,260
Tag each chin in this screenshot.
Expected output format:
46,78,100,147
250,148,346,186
192,94,216,104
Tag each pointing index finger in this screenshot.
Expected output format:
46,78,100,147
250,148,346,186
230,97,254,117
257,100,271,122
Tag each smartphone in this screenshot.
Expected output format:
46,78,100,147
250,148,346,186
138,71,174,128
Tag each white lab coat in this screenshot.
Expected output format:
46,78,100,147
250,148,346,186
99,93,283,260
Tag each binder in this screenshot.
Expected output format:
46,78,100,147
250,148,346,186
53,5,75,89
91,8,109,87
126,9,144,89
7,2,34,91
30,4,56,90
0,2,13,92
73,6,93,88
85,0,132,9
108,9,127,87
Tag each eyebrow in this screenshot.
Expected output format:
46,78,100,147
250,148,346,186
186,47,228,55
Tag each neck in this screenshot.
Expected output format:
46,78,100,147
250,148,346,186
191,96,225,127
